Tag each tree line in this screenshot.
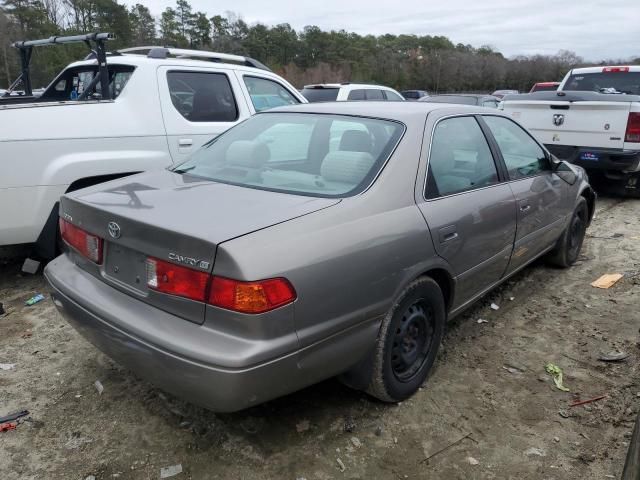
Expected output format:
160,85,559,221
1,0,638,92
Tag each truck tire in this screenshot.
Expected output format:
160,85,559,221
547,197,588,268
365,277,445,403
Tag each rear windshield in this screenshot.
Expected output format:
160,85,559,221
531,84,558,92
43,65,135,100
402,91,420,99
563,72,640,95
301,87,340,102
423,95,477,105
172,113,404,198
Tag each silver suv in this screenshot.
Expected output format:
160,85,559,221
301,83,405,102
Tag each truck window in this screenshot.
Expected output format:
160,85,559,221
563,71,640,95
365,89,384,100
167,71,238,122
243,76,299,112
43,65,134,100
347,89,366,101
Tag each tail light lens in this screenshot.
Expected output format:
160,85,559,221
209,276,296,314
625,112,640,143
146,257,209,302
602,66,629,73
59,218,103,264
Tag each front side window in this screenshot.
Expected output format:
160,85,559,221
483,116,550,180
172,113,404,198
426,116,499,198
167,71,238,122
244,76,299,112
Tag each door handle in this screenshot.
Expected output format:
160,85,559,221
438,225,459,244
178,138,193,147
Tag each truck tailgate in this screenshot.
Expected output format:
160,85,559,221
503,99,631,149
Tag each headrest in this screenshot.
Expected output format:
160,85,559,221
321,151,375,184
339,130,372,152
225,140,270,168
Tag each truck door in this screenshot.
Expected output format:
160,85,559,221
157,66,251,163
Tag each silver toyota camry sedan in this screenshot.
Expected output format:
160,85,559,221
45,102,595,412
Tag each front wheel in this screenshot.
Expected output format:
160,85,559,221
366,277,445,402
547,197,588,268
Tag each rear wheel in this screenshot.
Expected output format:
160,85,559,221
366,277,445,402
547,197,588,268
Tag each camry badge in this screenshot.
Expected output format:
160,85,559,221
108,222,121,239
552,114,565,126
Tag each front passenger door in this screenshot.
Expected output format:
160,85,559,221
417,116,517,308
481,115,568,273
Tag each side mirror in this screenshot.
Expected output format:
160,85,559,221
553,158,578,185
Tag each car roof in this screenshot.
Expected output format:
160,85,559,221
569,65,640,74
267,101,503,122
303,83,394,90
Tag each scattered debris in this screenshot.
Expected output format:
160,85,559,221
502,366,522,375
578,452,596,464
591,273,623,289
374,426,383,436
21,258,40,274
336,458,346,472
421,432,473,464
0,409,29,423
524,447,546,457
25,294,45,306
545,363,570,392
350,437,362,448
477,318,489,324
296,419,310,433
160,464,183,478
0,363,15,370
21,330,32,339
94,380,104,395
598,351,629,362
490,303,500,310
558,410,571,418
466,456,479,465
509,297,515,301
0,422,17,432
553,437,560,443
65,433,93,449
343,415,356,433
569,395,607,408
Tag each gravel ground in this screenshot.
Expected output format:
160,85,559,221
1,195,639,480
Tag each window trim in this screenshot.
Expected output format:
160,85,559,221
422,114,506,201
477,114,553,182
241,74,301,112
166,69,240,123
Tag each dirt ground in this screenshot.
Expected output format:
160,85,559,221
1,196,639,480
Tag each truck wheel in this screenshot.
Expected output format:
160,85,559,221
366,277,445,402
547,197,588,268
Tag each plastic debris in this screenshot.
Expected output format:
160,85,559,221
545,363,570,392
160,464,183,479
25,294,45,306
503,366,522,374
525,447,546,457
0,363,15,370
509,297,515,301
477,318,488,324
336,458,346,472
466,456,479,465
598,351,629,362
0,422,17,432
94,380,104,395
490,303,500,310
350,437,362,448
21,258,40,274
591,273,623,289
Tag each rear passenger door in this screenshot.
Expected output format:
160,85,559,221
157,66,251,163
416,115,517,308
480,115,568,273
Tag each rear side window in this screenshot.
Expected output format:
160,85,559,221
243,76,299,112
384,90,404,101
347,89,366,101
426,116,500,198
167,71,238,122
563,71,640,95
482,100,499,108
365,89,384,100
483,116,550,179
301,87,339,102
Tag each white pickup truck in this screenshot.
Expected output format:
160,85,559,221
501,65,640,196
0,33,306,258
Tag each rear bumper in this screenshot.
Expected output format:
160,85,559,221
545,145,640,172
44,255,302,412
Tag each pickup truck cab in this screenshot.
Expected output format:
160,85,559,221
0,35,306,257
501,66,640,196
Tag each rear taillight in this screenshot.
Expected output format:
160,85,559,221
209,276,296,314
59,218,103,264
146,257,210,302
602,66,629,73
625,112,640,143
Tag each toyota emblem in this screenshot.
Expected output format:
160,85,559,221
108,221,121,239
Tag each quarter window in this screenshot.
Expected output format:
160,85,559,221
426,116,500,198
167,71,238,122
243,76,299,112
384,90,404,101
483,116,550,180
365,89,384,100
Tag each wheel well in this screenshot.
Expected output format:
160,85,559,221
580,187,596,226
420,268,453,313
66,172,141,193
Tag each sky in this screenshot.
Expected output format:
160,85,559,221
129,0,640,61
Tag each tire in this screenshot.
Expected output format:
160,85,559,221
547,197,588,268
366,277,446,402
